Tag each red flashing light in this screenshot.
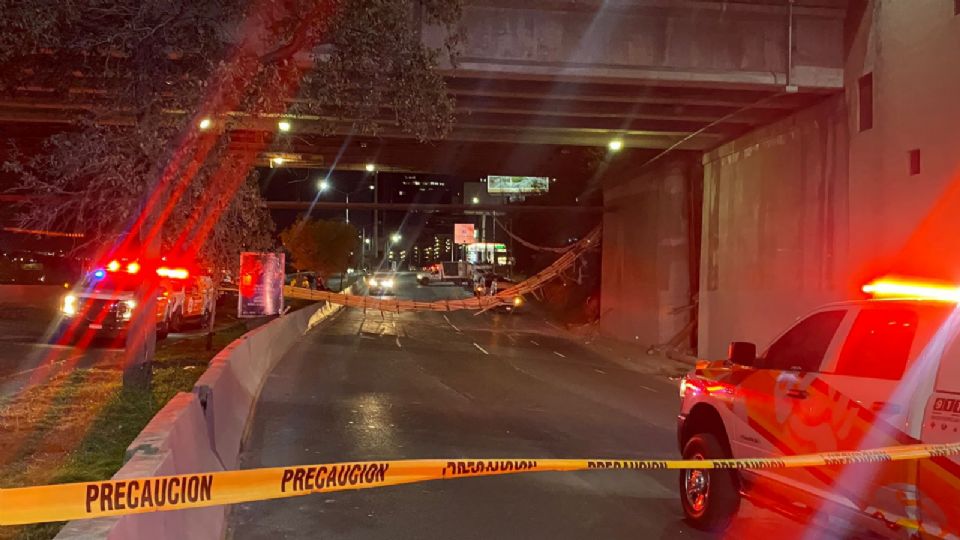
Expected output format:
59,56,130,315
157,267,189,280
862,277,960,303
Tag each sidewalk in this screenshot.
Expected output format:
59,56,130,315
523,299,695,378
565,323,695,378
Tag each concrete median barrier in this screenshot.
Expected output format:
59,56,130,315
55,297,346,539
55,392,226,539
0,284,64,308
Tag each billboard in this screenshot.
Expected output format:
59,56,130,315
454,223,476,245
238,252,285,318
486,175,550,194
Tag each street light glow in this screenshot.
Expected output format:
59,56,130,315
391,233,401,243
271,156,285,166
318,180,330,192
471,196,480,204
368,184,375,190
278,120,292,132
608,139,624,152
365,163,376,172
198,118,212,130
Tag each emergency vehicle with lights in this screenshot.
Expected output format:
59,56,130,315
57,258,214,341
677,278,960,538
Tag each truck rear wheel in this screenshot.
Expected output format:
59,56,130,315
679,433,740,531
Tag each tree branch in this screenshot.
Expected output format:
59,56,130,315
259,0,338,65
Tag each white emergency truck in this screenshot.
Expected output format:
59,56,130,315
677,278,960,538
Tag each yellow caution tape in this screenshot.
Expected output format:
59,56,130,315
2,442,959,526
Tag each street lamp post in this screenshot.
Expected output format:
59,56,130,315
367,165,379,261
318,179,350,223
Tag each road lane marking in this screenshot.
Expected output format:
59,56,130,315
395,336,402,348
553,351,566,358
443,315,461,333
593,368,606,375
530,340,540,346
473,343,489,355
638,384,659,393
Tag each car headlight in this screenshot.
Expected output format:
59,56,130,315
62,294,77,316
383,279,394,288
369,279,379,287
513,296,523,307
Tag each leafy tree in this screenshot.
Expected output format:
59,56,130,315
281,219,357,278
0,0,463,387
1,0,462,269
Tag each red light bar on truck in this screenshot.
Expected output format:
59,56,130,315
105,260,140,274
862,278,960,303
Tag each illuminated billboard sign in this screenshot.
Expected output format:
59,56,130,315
454,223,476,245
486,176,550,194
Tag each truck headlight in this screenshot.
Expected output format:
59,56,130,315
369,278,379,287
383,279,394,288
62,294,77,316
119,299,136,320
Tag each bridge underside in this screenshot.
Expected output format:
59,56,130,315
0,0,846,173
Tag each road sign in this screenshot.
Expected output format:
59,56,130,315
238,252,285,318
454,223,475,245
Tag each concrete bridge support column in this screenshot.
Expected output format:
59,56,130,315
600,156,702,350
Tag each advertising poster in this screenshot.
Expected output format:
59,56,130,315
238,252,285,318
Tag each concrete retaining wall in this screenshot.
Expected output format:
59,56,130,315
0,284,65,308
55,299,343,540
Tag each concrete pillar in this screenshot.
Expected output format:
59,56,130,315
600,156,701,348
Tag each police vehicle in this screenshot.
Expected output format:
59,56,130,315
677,278,960,538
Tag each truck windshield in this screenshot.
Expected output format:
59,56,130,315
80,274,140,292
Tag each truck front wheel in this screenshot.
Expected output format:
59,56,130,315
679,433,740,531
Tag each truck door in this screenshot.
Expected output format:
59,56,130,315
918,310,960,538
732,308,850,491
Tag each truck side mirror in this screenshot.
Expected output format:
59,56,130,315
728,341,757,366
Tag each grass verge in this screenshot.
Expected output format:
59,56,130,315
4,323,248,540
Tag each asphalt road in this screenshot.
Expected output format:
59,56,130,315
228,272,831,539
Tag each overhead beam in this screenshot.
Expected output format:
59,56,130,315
264,201,605,213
